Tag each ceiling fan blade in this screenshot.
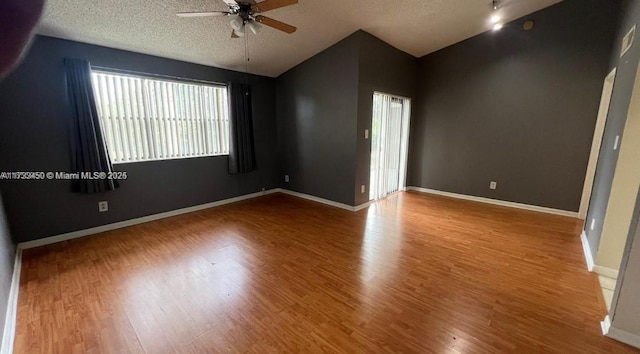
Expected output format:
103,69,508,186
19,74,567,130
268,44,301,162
254,0,298,13
255,15,296,33
221,0,239,6
177,11,230,17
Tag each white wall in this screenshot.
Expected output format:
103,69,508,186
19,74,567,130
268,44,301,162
607,188,640,348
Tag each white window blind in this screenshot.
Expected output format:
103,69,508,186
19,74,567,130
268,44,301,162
90,71,230,164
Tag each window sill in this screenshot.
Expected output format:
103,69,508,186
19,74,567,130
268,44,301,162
112,154,229,165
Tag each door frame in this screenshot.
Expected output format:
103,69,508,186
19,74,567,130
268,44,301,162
369,91,412,201
579,68,617,219
398,97,411,192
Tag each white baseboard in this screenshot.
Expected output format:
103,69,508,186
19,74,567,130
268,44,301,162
602,315,612,334
18,189,279,250
599,275,617,291
602,315,640,349
17,188,374,250
580,232,620,279
1,248,21,354
581,231,595,271
594,265,619,279
353,201,373,211
275,189,371,212
406,186,579,218
608,327,640,348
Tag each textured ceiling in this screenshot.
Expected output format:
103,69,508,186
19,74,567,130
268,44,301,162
37,0,562,77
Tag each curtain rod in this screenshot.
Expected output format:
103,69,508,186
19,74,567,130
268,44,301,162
90,65,228,87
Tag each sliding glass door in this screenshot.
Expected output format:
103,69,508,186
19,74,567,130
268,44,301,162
369,92,411,201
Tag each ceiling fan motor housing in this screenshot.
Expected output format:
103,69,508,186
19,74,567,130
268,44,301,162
238,3,255,22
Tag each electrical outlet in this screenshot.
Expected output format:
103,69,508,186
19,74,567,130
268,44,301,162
490,181,497,190
591,219,596,230
361,185,366,194
284,175,289,183
261,188,265,192
98,201,108,212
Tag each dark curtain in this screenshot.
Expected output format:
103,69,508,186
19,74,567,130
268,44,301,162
64,58,119,193
228,82,256,174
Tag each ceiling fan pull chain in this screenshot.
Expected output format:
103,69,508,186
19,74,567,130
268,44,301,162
245,33,250,89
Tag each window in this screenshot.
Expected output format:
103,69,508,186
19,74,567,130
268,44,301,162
91,71,230,163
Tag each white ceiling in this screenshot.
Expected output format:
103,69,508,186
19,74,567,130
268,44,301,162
37,0,562,77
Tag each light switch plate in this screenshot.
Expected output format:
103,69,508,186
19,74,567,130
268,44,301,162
621,25,636,58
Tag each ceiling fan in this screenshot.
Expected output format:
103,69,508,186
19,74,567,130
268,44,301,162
177,0,298,38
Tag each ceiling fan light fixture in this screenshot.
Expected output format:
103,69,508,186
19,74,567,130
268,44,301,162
230,17,243,30
235,25,246,37
180,0,298,37
493,23,503,31
247,21,262,35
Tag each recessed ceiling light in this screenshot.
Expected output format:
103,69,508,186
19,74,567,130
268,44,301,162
491,15,501,23
493,23,503,31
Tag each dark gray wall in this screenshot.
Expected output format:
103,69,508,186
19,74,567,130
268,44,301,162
276,33,360,205
355,32,418,206
0,193,15,342
586,0,640,260
0,35,279,242
408,0,619,212
276,31,417,206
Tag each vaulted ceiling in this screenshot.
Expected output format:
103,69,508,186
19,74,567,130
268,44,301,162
37,0,561,77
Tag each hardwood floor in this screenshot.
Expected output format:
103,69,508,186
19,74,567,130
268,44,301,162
15,192,638,353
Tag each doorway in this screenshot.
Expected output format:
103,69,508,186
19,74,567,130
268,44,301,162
369,92,411,201
579,68,617,219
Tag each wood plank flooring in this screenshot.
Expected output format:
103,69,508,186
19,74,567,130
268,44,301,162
15,192,639,353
